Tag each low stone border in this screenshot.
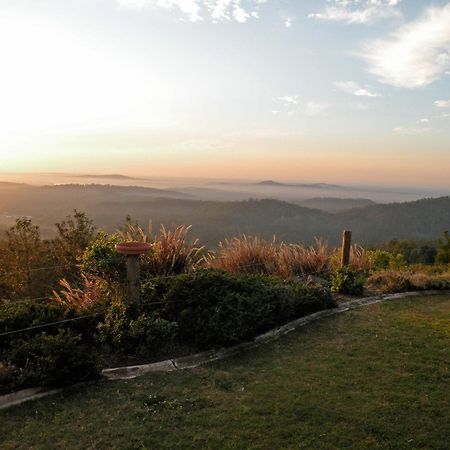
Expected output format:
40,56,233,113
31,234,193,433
101,289,449,380
0,387,61,411
1,289,448,410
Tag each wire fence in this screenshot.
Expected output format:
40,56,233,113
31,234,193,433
0,263,79,279
0,315,94,338
0,255,333,339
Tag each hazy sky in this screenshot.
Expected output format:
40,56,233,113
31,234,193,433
0,0,449,187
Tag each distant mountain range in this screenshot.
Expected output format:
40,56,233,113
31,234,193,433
298,197,376,213
0,181,448,246
254,180,344,189
71,174,145,180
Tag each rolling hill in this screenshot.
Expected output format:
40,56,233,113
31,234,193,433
0,182,448,246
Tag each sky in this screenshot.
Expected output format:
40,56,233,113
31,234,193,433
0,0,449,188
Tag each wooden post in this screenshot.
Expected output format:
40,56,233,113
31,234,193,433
341,230,352,268
126,255,141,304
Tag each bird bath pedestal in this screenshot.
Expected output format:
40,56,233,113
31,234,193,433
115,242,152,304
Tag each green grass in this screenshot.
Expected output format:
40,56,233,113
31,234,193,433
1,295,449,450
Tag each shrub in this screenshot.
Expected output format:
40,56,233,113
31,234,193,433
0,298,69,335
331,267,365,295
365,270,450,294
97,297,178,358
80,232,126,281
0,362,14,394
129,313,178,358
141,270,334,349
365,271,412,294
4,329,99,389
436,231,450,264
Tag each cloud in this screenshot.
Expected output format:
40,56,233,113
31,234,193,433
435,99,450,108
275,95,300,106
115,0,267,23
309,0,401,24
416,118,429,124
360,4,450,88
334,80,381,97
306,100,330,116
284,18,292,28
273,96,330,116
393,126,432,135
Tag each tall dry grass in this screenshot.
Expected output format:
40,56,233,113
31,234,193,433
349,245,373,272
278,239,331,278
144,225,205,276
118,222,205,275
208,235,278,275
208,235,332,278
52,274,104,312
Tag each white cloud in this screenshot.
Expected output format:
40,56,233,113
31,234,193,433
435,99,450,108
275,95,300,106
115,0,266,23
306,100,330,116
334,80,381,97
284,18,292,28
393,126,432,135
417,118,429,124
273,96,330,116
360,4,450,88
309,0,401,25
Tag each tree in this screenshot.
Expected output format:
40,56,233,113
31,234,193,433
436,231,450,264
5,218,45,297
53,210,96,273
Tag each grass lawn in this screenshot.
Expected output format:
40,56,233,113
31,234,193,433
1,294,449,450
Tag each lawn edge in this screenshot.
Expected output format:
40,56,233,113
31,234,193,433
1,289,449,411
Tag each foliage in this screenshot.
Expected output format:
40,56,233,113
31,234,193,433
383,238,438,264
436,231,450,264
331,267,365,295
98,298,178,358
365,270,450,294
3,295,449,450
2,218,47,298
0,298,69,335
80,231,126,281
141,270,334,349
53,210,96,279
4,329,99,388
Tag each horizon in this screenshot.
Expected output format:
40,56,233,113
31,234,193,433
0,171,449,202
1,1,450,189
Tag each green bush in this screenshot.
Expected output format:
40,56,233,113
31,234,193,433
4,329,99,389
80,232,126,281
98,298,178,358
331,267,365,295
129,313,178,357
140,270,334,349
367,250,405,270
0,298,70,335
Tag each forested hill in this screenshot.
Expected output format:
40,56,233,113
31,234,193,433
0,182,448,246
